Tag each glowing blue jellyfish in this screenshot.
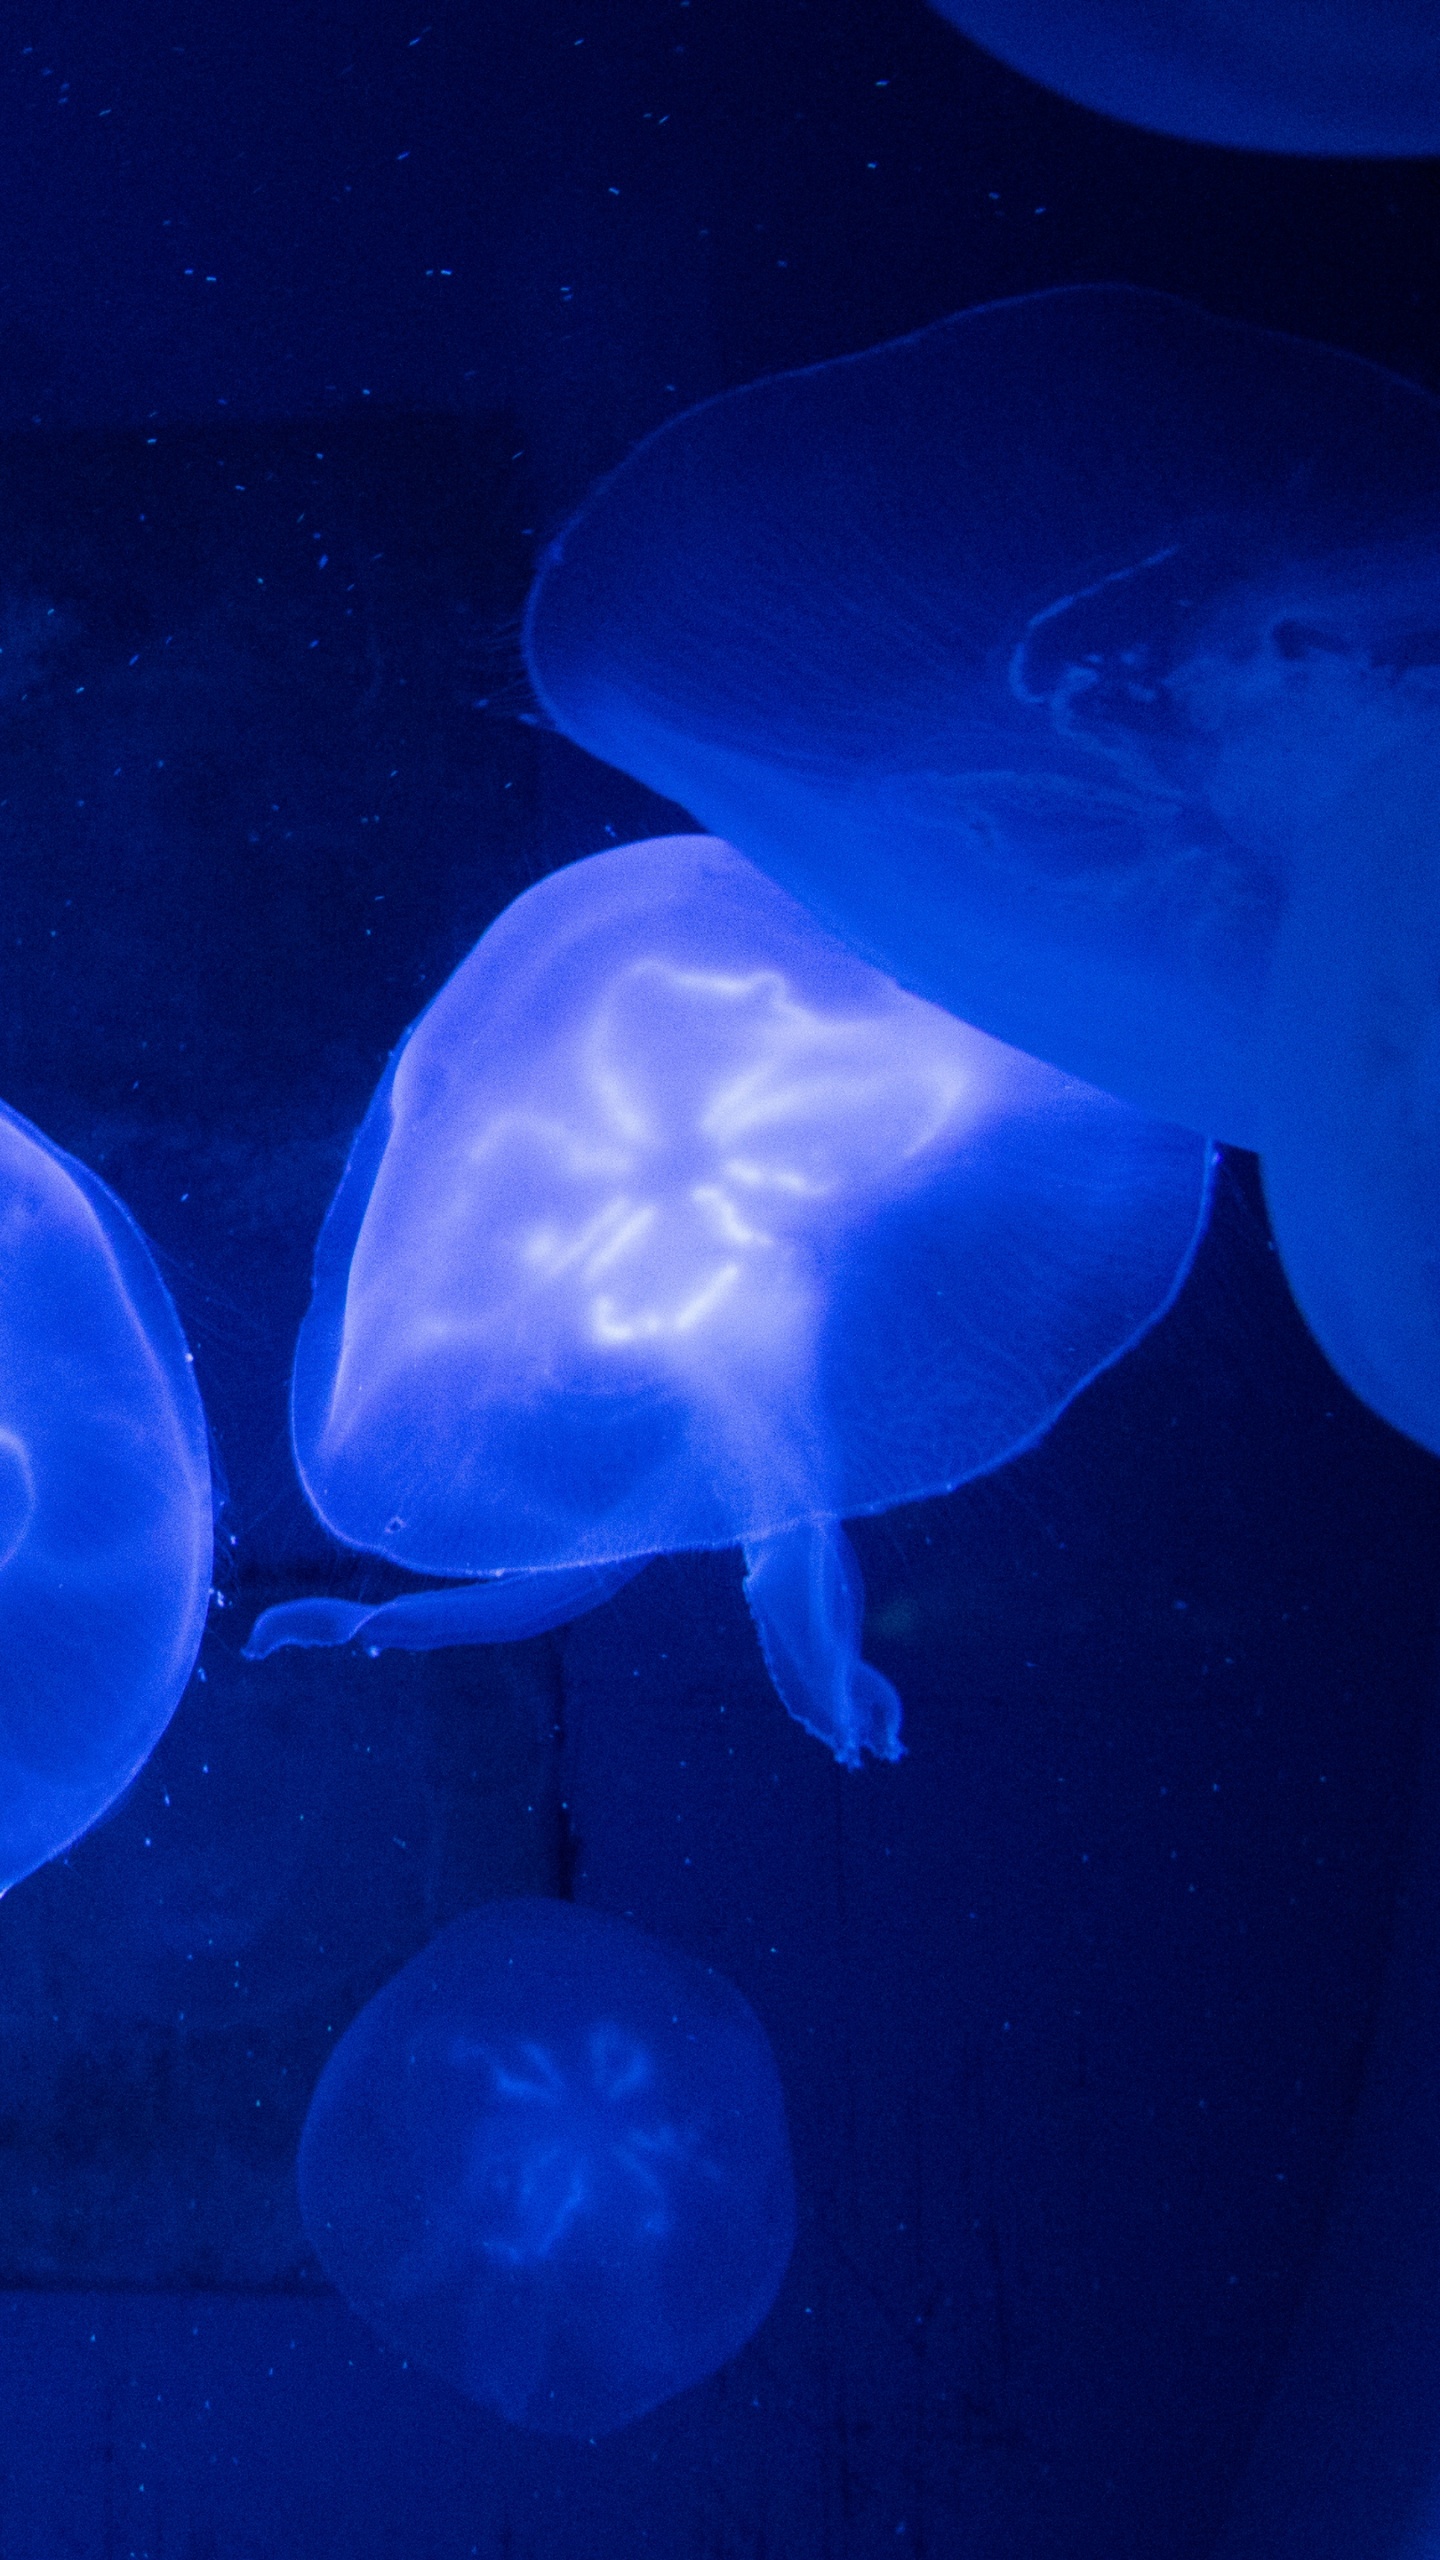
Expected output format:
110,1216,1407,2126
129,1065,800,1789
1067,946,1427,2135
1259,743,1440,1458
245,834,1208,1762
523,288,1440,1457
924,0,1440,155
0,1100,211,1889
299,1897,795,2436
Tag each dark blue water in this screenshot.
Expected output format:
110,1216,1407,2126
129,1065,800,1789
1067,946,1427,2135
0,3,1435,2553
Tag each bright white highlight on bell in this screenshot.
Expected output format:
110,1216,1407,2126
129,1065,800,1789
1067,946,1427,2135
335,948,987,1422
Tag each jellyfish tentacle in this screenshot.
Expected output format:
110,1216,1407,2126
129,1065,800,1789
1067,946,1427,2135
742,1518,904,1768
242,1558,648,1661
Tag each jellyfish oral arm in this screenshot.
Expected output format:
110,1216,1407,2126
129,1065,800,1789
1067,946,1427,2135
241,1558,648,1659
742,1518,904,1769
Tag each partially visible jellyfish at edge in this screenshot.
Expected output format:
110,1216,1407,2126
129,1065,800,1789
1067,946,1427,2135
298,1898,796,2436
245,834,1210,1765
521,287,1440,1461
923,0,1440,157
0,1099,212,1889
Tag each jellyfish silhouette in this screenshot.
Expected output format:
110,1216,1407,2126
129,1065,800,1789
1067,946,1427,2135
523,288,1440,1457
0,1100,211,1889
924,0,1440,155
298,1897,795,2436
245,835,1208,1762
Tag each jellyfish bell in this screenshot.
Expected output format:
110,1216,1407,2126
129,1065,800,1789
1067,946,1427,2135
523,287,1440,1458
0,1100,212,1888
523,286,1440,1156
310,846,1030,1558
299,1897,796,2437
924,0,1440,157
329,944,979,1463
1260,726,1440,1457
246,834,1209,1763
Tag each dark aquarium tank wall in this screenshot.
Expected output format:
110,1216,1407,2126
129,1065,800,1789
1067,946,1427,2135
0,3,1435,2554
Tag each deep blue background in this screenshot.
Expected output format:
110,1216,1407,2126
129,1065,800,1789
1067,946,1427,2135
0,3,1436,2553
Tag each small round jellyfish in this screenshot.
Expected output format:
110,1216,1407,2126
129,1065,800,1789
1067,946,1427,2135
246,834,1208,1762
925,0,1440,156
523,289,1440,1456
298,1898,796,2436
0,1099,211,1889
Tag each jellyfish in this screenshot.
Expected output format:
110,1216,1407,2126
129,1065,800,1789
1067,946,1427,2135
0,1099,211,1889
298,1896,795,2436
245,833,1208,1763
1257,736,1440,1458
924,0,1440,156
522,287,1440,1457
